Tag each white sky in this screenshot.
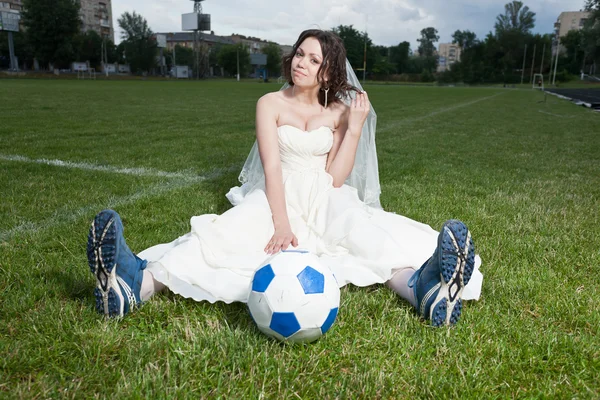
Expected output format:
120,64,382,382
112,0,586,49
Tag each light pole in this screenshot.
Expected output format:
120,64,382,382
236,47,240,81
520,44,527,84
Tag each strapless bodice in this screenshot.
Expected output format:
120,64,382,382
277,125,334,173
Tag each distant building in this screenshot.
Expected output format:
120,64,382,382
554,11,591,53
79,0,114,42
0,0,22,12
160,31,235,50
229,34,271,54
280,44,293,57
436,42,462,72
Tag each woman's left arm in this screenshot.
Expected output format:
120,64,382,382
326,92,371,187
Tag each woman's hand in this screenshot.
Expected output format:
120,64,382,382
264,226,299,255
347,91,371,136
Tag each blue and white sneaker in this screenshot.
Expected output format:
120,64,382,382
87,209,147,317
408,220,475,327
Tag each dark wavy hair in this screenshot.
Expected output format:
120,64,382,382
282,29,359,108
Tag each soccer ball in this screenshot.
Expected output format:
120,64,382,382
248,250,340,343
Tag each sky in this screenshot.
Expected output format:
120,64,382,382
112,0,587,49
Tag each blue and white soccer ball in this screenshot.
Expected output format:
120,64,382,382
248,250,340,343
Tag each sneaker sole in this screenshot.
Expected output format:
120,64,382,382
87,211,124,317
429,220,475,327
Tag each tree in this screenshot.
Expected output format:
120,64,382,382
560,30,585,74
217,43,251,77
452,30,478,51
173,44,194,67
494,1,536,35
21,0,81,69
368,46,394,77
583,0,600,67
118,11,153,42
331,25,376,73
417,27,439,57
117,11,157,74
74,30,103,68
390,41,411,73
262,42,282,78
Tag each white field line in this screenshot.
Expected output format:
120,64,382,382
0,153,202,181
377,91,507,134
0,162,239,242
537,110,575,118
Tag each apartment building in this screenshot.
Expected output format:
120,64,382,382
0,0,21,12
437,42,462,72
554,11,591,54
79,0,114,41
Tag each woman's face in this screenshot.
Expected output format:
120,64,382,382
291,37,326,88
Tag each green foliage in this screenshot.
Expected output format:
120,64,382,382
209,44,222,67
117,11,157,74
452,30,478,50
553,69,577,82
389,41,411,73
407,55,438,74
217,43,251,77
420,68,435,82
173,45,194,67
448,27,553,84
73,30,103,68
0,31,35,69
331,25,376,73
436,67,462,84
261,43,282,78
494,1,536,35
417,27,439,57
561,30,586,74
20,0,81,69
585,0,600,11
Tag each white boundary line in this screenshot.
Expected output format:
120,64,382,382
537,110,575,118
0,162,239,242
377,91,506,134
0,153,202,180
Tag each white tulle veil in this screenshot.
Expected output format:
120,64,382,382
226,59,382,209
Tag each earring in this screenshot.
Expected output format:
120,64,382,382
324,87,330,108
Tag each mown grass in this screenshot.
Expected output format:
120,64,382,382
1,79,599,398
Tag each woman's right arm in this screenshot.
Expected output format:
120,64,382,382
256,95,298,254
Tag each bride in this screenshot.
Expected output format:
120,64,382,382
87,29,483,327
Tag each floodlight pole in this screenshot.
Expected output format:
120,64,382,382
552,44,559,85
102,36,109,77
7,31,16,71
520,44,527,84
363,15,368,82
529,43,536,83
193,0,203,79
539,44,545,76
236,47,240,81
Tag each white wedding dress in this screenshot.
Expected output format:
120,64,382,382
139,125,483,303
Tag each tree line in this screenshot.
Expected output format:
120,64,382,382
333,1,599,84
0,0,283,77
1,0,599,82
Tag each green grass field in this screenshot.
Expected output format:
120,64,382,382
1,79,599,398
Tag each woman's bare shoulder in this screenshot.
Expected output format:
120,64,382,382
257,92,288,121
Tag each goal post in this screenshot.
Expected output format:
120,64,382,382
532,74,544,90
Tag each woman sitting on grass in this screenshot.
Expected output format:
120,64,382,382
87,29,483,327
